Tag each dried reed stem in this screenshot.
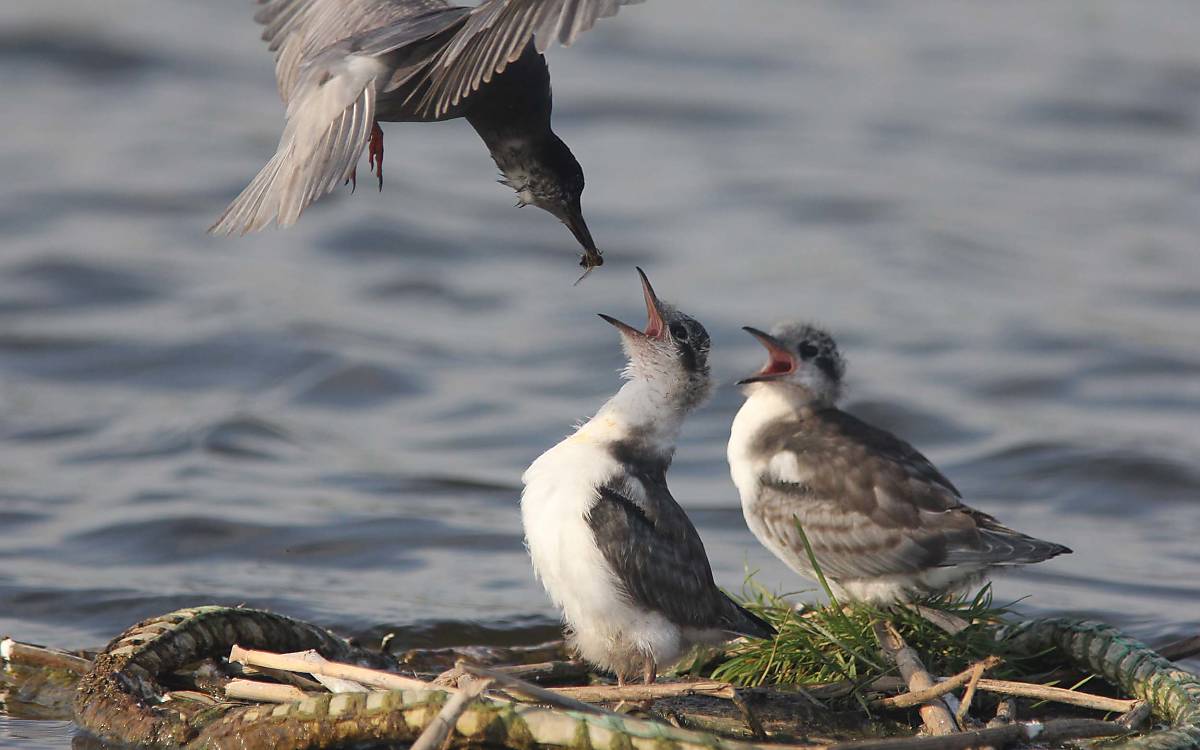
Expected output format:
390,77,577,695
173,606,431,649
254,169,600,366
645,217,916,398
554,680,737,702
0,638,92,675
872,656,1000,709
229,645,445,693
410,676,493,750
225,678,311,703
972,678,1135,713
954,660,987,725
873,621,958,735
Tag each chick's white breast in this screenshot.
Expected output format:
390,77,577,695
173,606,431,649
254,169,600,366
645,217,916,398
520,437,624,619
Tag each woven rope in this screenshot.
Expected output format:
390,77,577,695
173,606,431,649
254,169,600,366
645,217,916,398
1008,618,1200,750
73,607,1200,750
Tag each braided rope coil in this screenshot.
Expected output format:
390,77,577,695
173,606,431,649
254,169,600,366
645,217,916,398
73,606,372,748
1007,618,1200,750
73,608,1200,750
72,606,759,750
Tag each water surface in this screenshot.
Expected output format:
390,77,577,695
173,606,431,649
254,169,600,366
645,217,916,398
1,2,1199,747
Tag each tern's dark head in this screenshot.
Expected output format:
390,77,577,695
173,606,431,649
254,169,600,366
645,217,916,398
739,323,845,405
495,133,596,260
599,269,712,411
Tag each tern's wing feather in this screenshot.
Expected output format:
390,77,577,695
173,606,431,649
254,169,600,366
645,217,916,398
254,0,460,101
416,0,645,116
587,478,772,639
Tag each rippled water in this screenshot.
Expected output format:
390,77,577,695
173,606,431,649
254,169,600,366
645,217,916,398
2,1,1199,746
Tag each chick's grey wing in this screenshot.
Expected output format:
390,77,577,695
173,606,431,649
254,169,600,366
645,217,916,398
813,411,1069,568
417,0,645,115
586,480,743,633
814,409,963,500
254,0,462,101
750,480,970,580
752,410,981,580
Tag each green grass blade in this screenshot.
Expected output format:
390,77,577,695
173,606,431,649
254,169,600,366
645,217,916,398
793,516,841,609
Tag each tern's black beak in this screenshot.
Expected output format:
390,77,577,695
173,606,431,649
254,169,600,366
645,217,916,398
599,267,668,340
563,204,603,271
738,327,796,384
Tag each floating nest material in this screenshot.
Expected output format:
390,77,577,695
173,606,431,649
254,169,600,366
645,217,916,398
2,604,1198,750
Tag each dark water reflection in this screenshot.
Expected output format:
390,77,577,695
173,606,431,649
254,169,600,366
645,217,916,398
1,1,1199,746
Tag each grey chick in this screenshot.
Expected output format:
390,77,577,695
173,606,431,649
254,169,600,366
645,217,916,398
728,323,1071,604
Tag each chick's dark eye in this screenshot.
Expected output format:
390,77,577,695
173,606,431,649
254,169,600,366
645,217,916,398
798,343,819,360
669,323,689,342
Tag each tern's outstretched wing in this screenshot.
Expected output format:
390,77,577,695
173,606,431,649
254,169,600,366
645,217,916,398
417,0,646,116
254,0,461,101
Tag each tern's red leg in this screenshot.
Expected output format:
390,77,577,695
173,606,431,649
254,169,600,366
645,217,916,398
368,121,384,191
344,123,384,193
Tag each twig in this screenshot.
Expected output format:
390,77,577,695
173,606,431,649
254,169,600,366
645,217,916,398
971,678,1135,713
455,662,610,716
164,690,219,706
248,651,367,693
311,673,369,693
872,657,1001,709
821,718,1127,750
410,676,493,750
433,660,587,688
0,638,92,675
938,692,962,722
493,660,589,683
553,680,737,702
954,660,987,725
225,678,312,703
873,621,958,735
399,640,569,673
1116,700,1151,730
239,664,326,692
729,688,767,740
228,645,447,693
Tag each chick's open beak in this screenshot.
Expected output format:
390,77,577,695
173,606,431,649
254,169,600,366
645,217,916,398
737,327,796,384
599,267,668,340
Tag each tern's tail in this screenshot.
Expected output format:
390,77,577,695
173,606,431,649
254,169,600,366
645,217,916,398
210,54,384,236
